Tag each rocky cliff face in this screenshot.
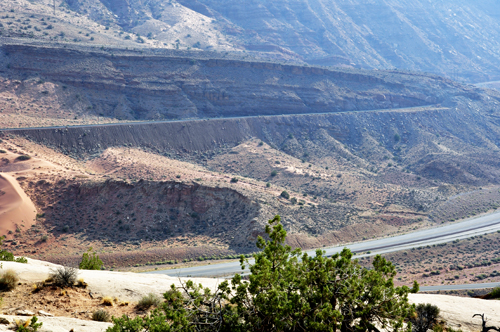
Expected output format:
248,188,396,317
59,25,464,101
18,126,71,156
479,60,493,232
60,0,500,82
9,97,500,188
9,94,500,253
4,0,500,81
31,178,260,248
192,0,500,81
0,42,479,121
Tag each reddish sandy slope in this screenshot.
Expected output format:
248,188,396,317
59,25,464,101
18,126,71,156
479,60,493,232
0,173,36,235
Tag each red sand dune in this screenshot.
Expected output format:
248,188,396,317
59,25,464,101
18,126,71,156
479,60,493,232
0,173,36,236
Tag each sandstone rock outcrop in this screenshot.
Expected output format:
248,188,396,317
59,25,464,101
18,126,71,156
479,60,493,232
0,41,462,121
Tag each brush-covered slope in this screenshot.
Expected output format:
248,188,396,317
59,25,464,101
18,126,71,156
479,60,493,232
6,91,500,265
180,0,500,81
3,0,500,81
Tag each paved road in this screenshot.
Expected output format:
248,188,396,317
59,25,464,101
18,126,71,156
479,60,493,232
0,105,436,132
148,210,500,282
420,282,500,292
475,80,500,88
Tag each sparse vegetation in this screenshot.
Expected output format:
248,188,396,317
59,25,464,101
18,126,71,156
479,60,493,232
76,278,88,288
14,316,42,332
0,269,18,291
92,309,111,322
79,247,103,270
49,266,78,287
0,250,27,263
280,190,290,199
137,293,162,310
488,287,500,299
31,281,46,293
102,296,114,306
16,155,31,161
411,303,440,332
0,236,27,263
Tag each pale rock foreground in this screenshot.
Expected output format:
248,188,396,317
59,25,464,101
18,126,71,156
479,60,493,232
2,259,500,331
0,315,111,332
410,294,500,332
1,259,222,302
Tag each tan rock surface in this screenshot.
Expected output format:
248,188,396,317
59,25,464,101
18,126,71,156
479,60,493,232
3,259,222,302
0,315,111,332
410,294,500,332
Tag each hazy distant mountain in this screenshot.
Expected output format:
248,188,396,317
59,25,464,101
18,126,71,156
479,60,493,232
60,0,500,82
4,0,500,81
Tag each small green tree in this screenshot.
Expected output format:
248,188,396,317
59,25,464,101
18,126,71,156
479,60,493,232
280,190,290,199
229,215,417,332
107,215,417,332
0,236,27,263
411,303,440,332
79,247,103,270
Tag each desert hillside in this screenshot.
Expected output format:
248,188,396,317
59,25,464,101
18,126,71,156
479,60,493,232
3,0,500,81
0,35,500,284
176,0,500,81
3,1,500,324
2,99,500,282
0,40,468,125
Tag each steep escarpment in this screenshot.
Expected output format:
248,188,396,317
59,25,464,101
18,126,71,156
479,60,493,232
31,179,260,248
8,97,500,230
6,99,500,264
4,0,500,81
10,102,500,188
183,0,500,81
30,0,500,82
0,42,471,123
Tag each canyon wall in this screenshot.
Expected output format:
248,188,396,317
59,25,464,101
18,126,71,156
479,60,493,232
64,0,500,81
8,99,500,187
0,42,464,121
31,178,260,248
